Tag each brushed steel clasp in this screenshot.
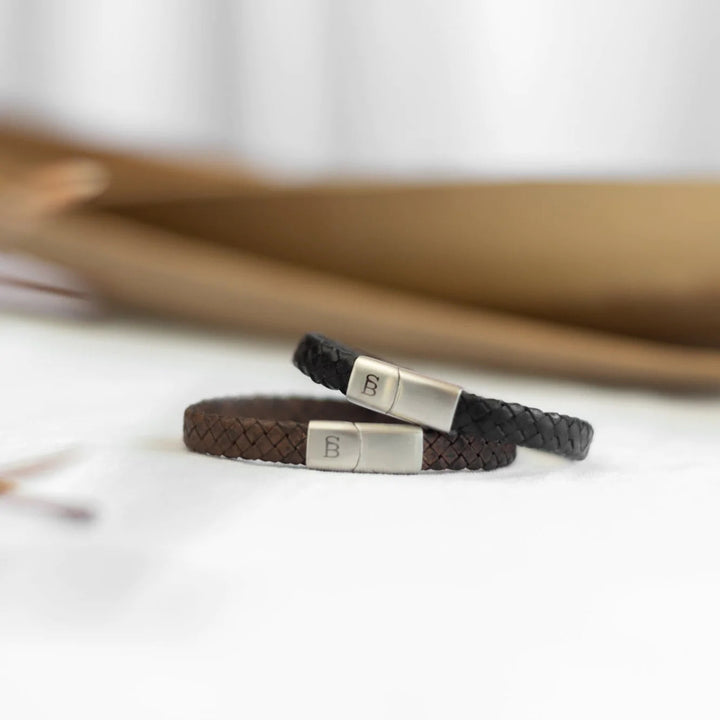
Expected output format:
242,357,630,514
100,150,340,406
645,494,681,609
306,420,423,474
346,356,462,433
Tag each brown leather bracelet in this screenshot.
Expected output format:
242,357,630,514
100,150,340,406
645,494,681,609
183,396,516,473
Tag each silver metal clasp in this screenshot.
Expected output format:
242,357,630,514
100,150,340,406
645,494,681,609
346,356,461,433
306,420,423,474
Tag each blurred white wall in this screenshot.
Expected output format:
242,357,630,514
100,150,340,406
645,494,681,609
1,0,719,178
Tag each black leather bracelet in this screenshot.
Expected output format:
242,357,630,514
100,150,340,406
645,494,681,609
292,333,594,460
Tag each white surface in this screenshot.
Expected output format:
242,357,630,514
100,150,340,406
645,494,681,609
1,314,719,719
2,0,720,177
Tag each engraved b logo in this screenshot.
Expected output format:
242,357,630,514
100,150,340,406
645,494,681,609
324,435,340,458
362,374,379,396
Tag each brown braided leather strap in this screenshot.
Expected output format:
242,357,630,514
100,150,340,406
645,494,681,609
184,396,516,471
293,333,594,460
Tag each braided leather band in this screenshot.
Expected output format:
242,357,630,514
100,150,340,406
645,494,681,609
292,333,594,460
184,396,516,471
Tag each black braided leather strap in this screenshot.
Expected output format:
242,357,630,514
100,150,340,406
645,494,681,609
292,333,594,460
184,396,516,471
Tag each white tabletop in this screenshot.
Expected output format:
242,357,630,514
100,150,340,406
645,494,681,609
1,313,718,720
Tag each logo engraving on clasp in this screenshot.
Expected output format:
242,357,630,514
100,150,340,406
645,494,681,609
346,357,399,414
362,374,379,396
324,435,340,458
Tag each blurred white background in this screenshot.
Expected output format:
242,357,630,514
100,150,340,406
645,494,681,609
2,313,720,720
1,0,720,177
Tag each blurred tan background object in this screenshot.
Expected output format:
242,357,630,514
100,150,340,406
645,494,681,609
1,125,719,389
2,0,720,389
